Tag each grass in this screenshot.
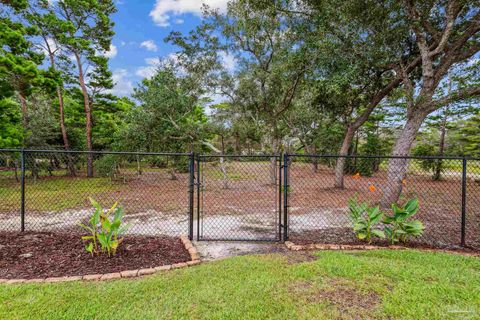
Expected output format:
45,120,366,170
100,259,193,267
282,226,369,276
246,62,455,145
0,177,120,211
0,250,479,319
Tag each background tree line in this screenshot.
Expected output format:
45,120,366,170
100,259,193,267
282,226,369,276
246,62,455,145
1,0,479,205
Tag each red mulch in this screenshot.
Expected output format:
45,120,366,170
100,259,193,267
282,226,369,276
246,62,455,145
0,231,191,279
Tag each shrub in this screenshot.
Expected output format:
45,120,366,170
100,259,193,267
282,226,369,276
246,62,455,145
383,198,424,244
94,154,121,177
78,198,129,256
348,198,385,243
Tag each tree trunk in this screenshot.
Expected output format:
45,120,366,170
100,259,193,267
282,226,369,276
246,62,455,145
434,106,448,181
311,144,318,173
220,135,229,189
170,167,177,180
136,154,142,178
434,74,452,181
334,126,355,188
18,92,28,130
49,54,75,176
270,135,278,185
381,112,428,207
74,51,94,177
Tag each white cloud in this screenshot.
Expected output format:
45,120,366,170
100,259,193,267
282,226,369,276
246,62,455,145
174,18,185,24
103,44,118,58
140,40,158,52
150,0,228,27
120,41,126,46
219,51,236,73
135,57,161,79
110,68,134,97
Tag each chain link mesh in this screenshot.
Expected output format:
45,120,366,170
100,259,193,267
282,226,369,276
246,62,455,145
0,150,192,237
0,150,21,230
1,150,479,250
288,155,479,250
198,155,280,241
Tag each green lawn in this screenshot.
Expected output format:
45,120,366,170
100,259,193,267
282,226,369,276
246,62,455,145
0,177,119,211
1,250,479,319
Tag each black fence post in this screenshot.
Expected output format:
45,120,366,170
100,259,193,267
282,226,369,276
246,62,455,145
188,153,195,241
283,153,289,242
461,157,467,247
20,149,25,232
196,155,201,241
278,153,282,241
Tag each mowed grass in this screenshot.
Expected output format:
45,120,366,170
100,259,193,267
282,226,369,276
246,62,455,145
0,250,479,319
0,177,120,211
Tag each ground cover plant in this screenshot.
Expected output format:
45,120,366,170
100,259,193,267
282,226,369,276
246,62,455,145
0,250,478,319
79,198,129,256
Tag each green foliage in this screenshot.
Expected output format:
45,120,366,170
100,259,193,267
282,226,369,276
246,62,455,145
115,65,209,153
348,198,385,243
78,197,129,256
383,198,424,244
0,98,23,148
412,144,444,179
94,154,120,178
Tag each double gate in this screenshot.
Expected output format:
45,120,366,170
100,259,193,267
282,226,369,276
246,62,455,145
195,155,287,241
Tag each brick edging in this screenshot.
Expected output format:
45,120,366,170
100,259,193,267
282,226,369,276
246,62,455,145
0,235,201,285
284,241,406,251
284,241,480,256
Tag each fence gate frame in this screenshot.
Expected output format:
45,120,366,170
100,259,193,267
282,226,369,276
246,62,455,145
195,154,285,242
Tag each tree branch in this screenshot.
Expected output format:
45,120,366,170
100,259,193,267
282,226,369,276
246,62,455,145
426,86,480,113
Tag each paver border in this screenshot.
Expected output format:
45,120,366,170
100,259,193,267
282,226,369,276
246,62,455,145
284,241,480,256
0,235,201,284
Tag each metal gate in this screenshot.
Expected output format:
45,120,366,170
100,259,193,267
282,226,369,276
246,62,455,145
196,155,282,241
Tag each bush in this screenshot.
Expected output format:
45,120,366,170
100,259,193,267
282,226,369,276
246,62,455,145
149,156,168,168
94,155,121,177
173,156,189,173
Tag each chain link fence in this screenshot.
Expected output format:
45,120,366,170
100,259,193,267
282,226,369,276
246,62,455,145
197,155,281,241
286,154,480,250
0,150,193,238
1,150,479,250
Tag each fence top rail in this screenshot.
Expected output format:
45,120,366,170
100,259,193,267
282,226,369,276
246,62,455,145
1,149,479,161
0,149,192,157
287,153,480,161
199,154,279,158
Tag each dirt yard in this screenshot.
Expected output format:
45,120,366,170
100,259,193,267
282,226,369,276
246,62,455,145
1,159,479,250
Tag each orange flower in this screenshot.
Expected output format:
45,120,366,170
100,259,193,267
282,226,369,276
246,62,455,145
402,178,407,185
369,185,376,193
353,172,361,179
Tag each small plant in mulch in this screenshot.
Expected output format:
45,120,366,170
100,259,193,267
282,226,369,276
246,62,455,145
348,197,385,243
383,198,425,244
349,182,425,245
78,197,130,256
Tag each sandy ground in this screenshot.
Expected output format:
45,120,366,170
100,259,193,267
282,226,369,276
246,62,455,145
0,208,350,239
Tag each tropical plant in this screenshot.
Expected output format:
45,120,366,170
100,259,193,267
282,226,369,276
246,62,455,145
78,197,129,256
383,198,424,244
348,198,385,243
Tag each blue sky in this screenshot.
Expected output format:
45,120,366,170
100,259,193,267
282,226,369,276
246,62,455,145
107,0,230,97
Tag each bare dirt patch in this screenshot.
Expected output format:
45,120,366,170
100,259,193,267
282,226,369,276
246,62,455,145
0,231,191,279
291,278,381,319
283,250,319,264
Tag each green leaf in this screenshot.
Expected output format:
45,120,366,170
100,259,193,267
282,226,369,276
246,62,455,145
372,229,385,238
85,242,94,254
404,198,419,214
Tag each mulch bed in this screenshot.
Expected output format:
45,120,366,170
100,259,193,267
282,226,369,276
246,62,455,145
290,228,480,254
0,231,191,279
